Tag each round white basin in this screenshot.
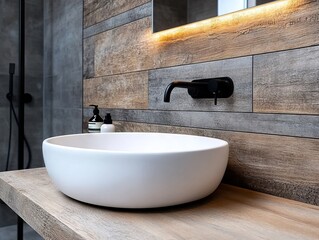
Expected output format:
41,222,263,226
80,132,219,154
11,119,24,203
42,132,229,208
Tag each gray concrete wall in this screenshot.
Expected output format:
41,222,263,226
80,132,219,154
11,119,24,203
1,0,83,228
0,0,43,227
43,0,83,138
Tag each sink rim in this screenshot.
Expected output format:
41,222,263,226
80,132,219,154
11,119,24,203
43,132,229,155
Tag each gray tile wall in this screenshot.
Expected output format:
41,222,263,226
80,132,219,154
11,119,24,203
43,0,83,138
0,0,44,228
1,0,83,231
0,223,43,240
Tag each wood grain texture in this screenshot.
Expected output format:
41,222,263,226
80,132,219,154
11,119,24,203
83,108,319,139
93,17,153,77
84,2,151,38
82,0,319,208
84,0,319,77
83,71,148,109
1,168,318,240
83,37,95,79
114,121,319,205
84,0,150,28
149,56,252,112
254,45,319,114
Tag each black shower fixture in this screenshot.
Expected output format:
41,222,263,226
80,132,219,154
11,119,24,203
6,63,32,103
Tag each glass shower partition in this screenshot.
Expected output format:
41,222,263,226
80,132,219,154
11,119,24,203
0,0,44,239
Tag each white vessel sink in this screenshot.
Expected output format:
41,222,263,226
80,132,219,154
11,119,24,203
42,132,229,208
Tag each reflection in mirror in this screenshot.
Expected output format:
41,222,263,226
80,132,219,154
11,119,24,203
153,0,278,32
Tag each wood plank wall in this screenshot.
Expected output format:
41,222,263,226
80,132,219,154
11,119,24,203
82,0,319,205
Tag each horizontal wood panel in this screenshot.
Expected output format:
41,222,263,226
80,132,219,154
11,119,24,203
149,56,252,112
83,37,95,79
1,169,318,239
84,0,150,28
84,3,152,38
83,71,148,109
83,108,319,139
254,45,319,114
85,0,319,77
84,0,104,16
114,121,319,205
93,17,153,77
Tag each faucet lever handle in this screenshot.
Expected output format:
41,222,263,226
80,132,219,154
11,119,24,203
208,80,219,105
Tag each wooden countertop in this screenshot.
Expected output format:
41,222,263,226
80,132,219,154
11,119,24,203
0,168,318,240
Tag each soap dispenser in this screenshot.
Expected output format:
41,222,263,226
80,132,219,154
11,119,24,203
100,113,115,133
88,105,103,133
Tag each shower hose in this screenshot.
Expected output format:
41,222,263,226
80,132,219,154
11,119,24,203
5,63,32,171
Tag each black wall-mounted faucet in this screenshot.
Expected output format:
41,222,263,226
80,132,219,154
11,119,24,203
164,77,234,105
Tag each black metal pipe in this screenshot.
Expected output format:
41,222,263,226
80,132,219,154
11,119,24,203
19,0,25,170
18,0,25,239
163,81,207,102
17,217,24,240
8,63,15,100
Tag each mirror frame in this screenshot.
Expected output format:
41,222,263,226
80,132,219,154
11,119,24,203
153,0,279,33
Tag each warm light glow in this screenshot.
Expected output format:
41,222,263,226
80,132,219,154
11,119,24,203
152,0,290,42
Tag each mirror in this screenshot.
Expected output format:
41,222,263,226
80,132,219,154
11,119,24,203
153,0,278,33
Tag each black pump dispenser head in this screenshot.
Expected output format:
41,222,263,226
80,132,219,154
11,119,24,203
104,113,113,124
90,104,100,115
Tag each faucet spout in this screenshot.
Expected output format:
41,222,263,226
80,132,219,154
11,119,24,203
164,81,206,102
163,77,234,104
